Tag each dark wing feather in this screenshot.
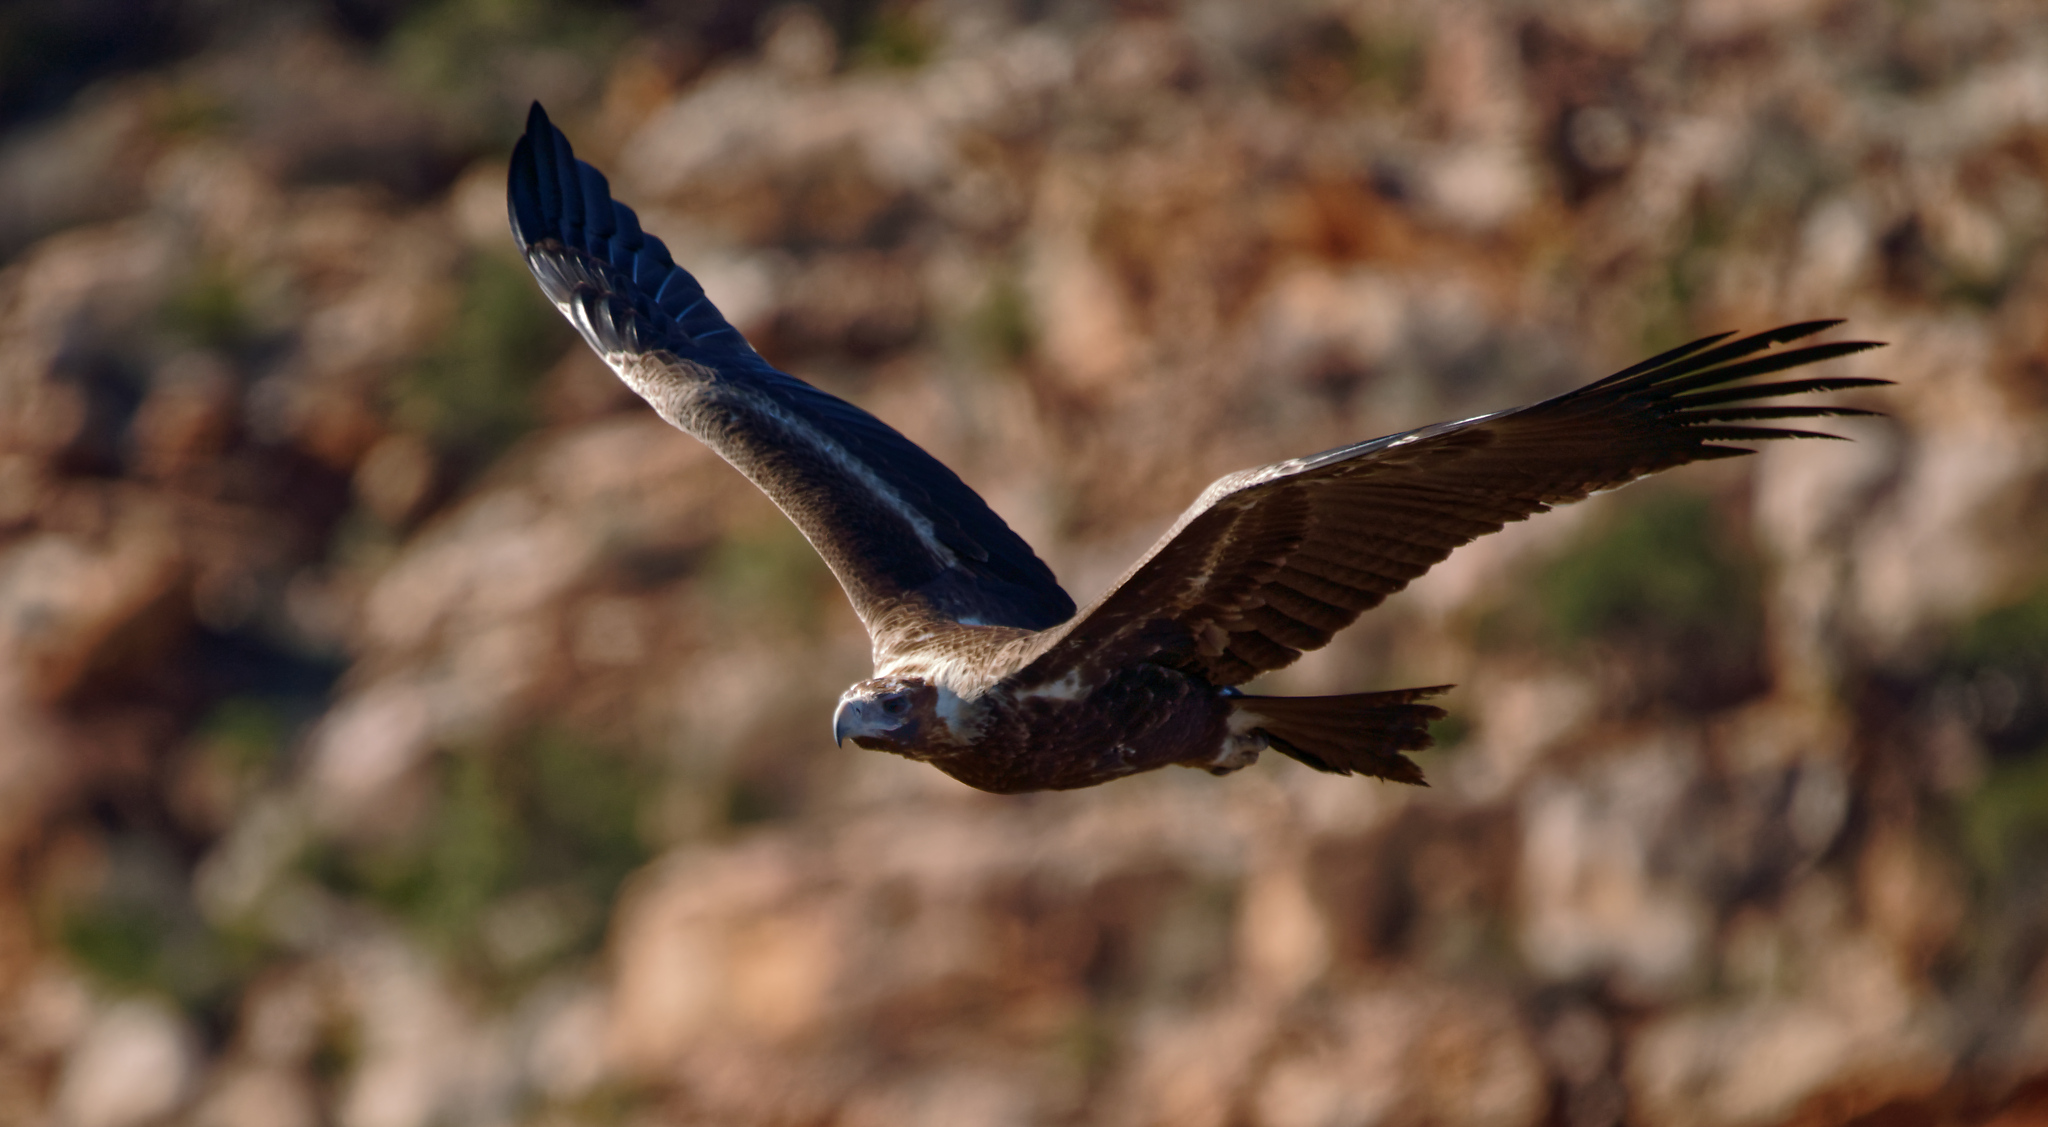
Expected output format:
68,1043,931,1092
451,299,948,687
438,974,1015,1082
1014,323,1887,687
508,103,1074,640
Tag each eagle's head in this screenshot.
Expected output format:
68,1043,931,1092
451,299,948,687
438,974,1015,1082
833,677,946,756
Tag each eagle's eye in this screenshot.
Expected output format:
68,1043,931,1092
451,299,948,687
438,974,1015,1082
881,692,910,716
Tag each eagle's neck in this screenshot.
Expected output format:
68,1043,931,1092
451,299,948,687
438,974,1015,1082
873,621,1040,697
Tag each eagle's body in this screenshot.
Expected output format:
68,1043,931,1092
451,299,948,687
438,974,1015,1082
874,653,1238,794
508,104,1886,794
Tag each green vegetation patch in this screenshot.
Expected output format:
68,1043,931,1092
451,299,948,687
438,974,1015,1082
1352,27,1425,105
160,262,254,352
1943,583,2048,682
1256,17,1423,108
60,900,166,990
1533,490,1763,648
1938,583,2048,875
971,267,1035,364
702,519,836,637
1429,709,1472,751
386,0,630,122
1478,490,1770,711
147,84,234,140
393,251,572,471
1962,754,2048,878
195,696,294,777
56,836,277,1021
304,726,656,991
854,5,936,71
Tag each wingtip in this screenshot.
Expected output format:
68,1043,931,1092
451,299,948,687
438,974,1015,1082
508,99,588,248
507,138,538,250
507,103,561,251
1751,319,1848,347
1753,322,1896,362
1778,317,1845,334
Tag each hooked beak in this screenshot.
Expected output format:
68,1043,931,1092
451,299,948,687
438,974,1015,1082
833,695,908,750
833,697,857,747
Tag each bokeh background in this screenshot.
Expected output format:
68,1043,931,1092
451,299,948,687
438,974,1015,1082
2,0,2046,1124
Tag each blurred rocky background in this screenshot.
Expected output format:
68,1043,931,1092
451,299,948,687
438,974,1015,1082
1,0,2046,1124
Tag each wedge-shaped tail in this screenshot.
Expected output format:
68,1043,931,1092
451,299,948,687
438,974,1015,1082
1234,687,1452,785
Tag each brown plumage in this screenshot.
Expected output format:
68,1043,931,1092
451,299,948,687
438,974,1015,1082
509,103,1889,794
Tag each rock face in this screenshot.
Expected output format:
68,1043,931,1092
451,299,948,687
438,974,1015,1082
2,3,2047,1126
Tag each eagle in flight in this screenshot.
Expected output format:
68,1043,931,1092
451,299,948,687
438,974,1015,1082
508,104,1885,794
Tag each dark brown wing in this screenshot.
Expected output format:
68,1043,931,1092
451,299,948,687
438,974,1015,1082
507,103,1074,644
1013,323,1887,688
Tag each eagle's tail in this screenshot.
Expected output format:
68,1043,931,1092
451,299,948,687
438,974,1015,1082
1232,686,1451,785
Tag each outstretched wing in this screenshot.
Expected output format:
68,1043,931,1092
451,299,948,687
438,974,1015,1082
507,104,1074,643
1015,323,1886,687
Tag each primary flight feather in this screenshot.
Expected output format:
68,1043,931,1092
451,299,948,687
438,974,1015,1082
508,103,1887,794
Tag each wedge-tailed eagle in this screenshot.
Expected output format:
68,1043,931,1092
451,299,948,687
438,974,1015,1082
507,103,1885,794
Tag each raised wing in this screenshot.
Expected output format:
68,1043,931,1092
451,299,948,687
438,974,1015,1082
1015,323,1887,687
507,103,1074,642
